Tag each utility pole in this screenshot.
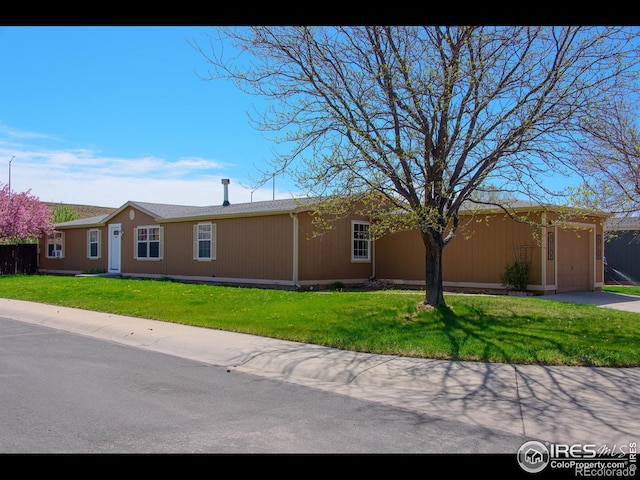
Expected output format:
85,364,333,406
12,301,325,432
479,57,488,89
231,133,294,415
8,156,14,195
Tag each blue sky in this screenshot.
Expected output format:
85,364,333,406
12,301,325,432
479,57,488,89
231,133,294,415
0,26,296,207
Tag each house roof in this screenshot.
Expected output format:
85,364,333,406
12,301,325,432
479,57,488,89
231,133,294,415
461,199,612,216
54,197,319,228
53,195,612,229
605,216,640,231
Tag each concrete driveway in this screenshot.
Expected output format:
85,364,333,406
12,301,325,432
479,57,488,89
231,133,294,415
540,290,640,313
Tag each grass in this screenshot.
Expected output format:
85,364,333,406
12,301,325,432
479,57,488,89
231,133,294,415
602,285,640,296
1,274,639,367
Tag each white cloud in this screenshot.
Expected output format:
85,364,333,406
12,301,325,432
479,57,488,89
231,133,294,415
0,123,58,141
0,142,295,207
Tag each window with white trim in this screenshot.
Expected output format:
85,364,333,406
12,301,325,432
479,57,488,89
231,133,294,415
47,232,64,258
352,221,370,262
87,229,101,259
134,226,163,260
194,222,216,261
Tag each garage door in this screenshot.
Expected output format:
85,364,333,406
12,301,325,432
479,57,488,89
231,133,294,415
557,228,590,292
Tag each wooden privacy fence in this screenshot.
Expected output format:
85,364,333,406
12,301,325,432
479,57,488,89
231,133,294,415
0,244,38,275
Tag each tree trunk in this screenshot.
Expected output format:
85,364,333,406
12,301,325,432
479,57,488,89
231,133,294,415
422,229,445,307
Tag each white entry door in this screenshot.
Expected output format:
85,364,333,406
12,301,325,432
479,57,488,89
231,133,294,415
108,223,122,274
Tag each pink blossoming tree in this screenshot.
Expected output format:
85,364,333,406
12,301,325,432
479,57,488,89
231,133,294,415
0,183,54,244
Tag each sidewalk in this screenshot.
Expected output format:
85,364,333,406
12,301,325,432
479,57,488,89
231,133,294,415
0,296,638,449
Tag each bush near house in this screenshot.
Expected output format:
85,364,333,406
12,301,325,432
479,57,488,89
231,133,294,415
501,262,530,292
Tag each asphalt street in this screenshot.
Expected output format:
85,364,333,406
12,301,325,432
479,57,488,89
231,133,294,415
0,291,638,451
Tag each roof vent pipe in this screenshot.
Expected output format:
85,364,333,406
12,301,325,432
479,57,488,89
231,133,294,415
221,178,230,206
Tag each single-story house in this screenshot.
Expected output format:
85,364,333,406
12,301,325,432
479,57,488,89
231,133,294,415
604,216,640,285
37,185,608,294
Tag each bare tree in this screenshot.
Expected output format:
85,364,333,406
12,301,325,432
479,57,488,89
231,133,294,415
568,98,640,219
190,26,640,307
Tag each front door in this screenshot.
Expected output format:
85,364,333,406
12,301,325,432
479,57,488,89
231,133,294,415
108,223,122,274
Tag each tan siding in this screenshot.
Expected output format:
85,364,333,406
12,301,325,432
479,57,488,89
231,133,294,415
375,213,545,289
445,214,543,286
374,230,424,280
41,207,297,282
376,210,603,291
161,222,198,276
38,227,108,273
213,215,293,280
119,210,295,281
297,211,373,282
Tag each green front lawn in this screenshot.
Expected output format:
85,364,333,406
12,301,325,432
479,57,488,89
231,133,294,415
1,275,638,367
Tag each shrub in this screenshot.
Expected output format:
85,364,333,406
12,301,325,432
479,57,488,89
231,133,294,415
501,262,530,292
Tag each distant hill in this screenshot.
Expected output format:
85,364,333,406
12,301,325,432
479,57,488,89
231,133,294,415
45,202,116,219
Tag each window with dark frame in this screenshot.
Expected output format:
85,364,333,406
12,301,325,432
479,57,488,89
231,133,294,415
547,231,554,261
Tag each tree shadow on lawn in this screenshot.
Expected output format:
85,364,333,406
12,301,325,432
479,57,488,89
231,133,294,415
422,300,634,367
